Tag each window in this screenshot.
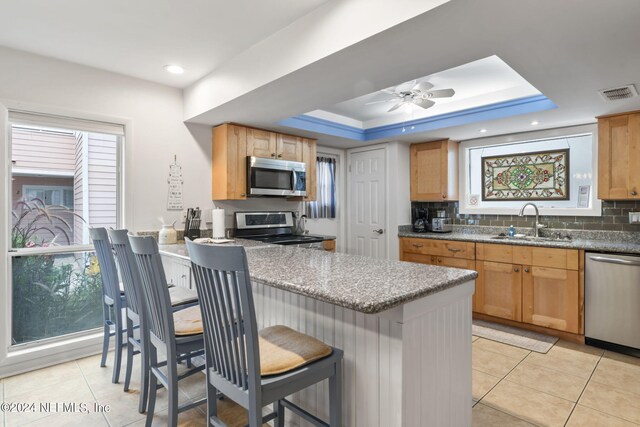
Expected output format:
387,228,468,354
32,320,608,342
306,156,337,219
460,124,601,216
8,113,123,347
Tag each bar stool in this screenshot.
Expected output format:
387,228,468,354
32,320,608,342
89,227,127,384
186,240,343,427
129,235,206,427
110,229,201,412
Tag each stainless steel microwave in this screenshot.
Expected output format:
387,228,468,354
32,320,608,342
246,156,307,197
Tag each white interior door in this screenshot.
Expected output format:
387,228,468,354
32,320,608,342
348,148,387,259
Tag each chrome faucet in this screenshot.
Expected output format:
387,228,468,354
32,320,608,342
518,202,546,237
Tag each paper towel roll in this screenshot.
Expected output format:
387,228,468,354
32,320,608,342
211,208,226,239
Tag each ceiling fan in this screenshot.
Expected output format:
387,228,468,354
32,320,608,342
367,81,455,112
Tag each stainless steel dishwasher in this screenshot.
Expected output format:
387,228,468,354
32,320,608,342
585,252,640,356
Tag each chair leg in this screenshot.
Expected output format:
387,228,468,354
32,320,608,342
206,377,218,426
329,360,342,427
138,337,149,413
248,403,263,427
145,347,159,427
100,303,110,368
123,317,134,392
167,354,179,427
112,310,124,384
274,400,285,427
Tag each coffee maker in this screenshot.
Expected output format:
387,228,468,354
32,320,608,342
411,207,429,233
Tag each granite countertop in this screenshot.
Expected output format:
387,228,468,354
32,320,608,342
160,242,477,314
398,226,640,255
160,238,274,260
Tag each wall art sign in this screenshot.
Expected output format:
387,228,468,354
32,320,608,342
167,155,184,210
482,149,569,201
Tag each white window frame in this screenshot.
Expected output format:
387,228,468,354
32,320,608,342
458,124,602,217
0,101,131,377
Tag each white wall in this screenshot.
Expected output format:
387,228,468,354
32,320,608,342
386,141,411,260
0,45,214,234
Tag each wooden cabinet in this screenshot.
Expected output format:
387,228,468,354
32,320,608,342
246,129,303,161
277,134,303,161
522,266,580,333
212,123,247,200
476,242,581,333
400,238,585,336
300,138,317,201
323,240,336,252
475,261,522,321
212,124,316,201
598,111,640,200
410,140,459,201
247,128,277,159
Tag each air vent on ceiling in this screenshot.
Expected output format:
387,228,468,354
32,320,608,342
598,84,638,102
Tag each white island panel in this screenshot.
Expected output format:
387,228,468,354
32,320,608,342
252,279,473,427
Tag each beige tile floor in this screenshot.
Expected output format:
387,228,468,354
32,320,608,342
1,337,639,426
472,335,640,426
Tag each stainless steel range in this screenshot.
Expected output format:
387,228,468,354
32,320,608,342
234,211,325,249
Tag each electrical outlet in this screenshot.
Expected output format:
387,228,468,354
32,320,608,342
629,212,640,224
181,209,188,222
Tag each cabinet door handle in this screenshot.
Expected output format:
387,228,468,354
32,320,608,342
271,153,276,157
514,267,520,272
632,190,638,196
448,247,461,253
442,194,447,199
277,154,283,158
524,268,530,273
412,243,424,248
437,258,443,263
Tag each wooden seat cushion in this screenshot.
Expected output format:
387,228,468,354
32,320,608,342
258,325,333,376
173,306,203,335
169,286,198,306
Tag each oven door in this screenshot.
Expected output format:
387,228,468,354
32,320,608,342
247,157,306,196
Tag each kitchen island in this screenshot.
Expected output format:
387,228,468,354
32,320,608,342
161,242,477,427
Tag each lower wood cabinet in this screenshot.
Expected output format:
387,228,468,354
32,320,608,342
400,238,584,336
475,261,522,322
522,266,580,334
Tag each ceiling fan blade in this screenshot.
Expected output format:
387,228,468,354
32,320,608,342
425,88,455,98
411,81,434,93
412,98,436,109
365,99,395,105
387,103,404,112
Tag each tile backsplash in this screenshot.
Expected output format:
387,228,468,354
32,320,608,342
412,201,640,232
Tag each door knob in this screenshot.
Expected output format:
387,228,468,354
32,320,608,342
373,229,384,234
632,190,638,196
524,268,530,273
514,267,520,272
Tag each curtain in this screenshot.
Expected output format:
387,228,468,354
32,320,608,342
306,156,336,219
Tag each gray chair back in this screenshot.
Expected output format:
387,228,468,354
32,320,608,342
109,229,144,319
89,227,121,306
186,240,260,394
128,235,175,347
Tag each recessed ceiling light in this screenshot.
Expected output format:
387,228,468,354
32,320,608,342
530,120,539,125
479,128,488,133
164,65,184,75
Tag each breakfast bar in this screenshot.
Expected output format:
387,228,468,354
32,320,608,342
161,242,477,427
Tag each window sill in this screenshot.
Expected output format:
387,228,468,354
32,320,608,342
459,204,602,217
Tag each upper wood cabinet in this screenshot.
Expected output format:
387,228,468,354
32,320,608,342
212,124,316,201
300,138,317,201
277,134,303,161
598,111,640,200
246,129,304,161
212,124,247,200
410,140,459,201
247,128,277,159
